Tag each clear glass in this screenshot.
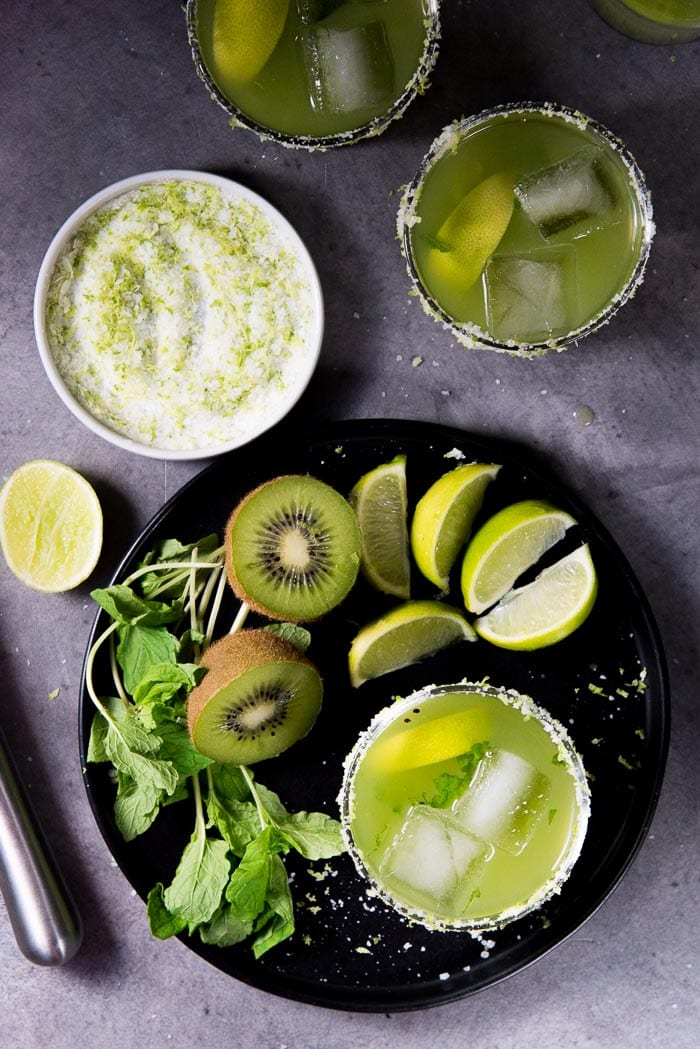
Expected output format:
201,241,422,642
397,103,655,356
590,0,700,42
339,682,591,933
186,0,441,150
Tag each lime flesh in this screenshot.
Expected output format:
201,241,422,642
348,600,476,688
411,462,500,591
0,460,102,593
349,455,410,599
213,0,290,84
474,544,597,650
461,500,577,614
369,709,489,773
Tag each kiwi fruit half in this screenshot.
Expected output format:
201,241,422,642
187,629,323,765
225,474,362,622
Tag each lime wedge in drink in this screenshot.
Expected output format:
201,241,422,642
0,460,102,593
474,545,597,650
368,709,489,773
213,0,290,84
349,454,410,600
348,600,476,688
411,462,501,591
426,172,515,293
461,499,577,614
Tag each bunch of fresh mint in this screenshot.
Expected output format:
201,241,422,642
85,535,345,958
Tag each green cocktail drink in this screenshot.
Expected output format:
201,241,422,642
398,104,654,355
188,0,440,148
340,683,590,931
591,0,700,42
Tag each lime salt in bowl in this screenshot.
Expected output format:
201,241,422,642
186,0,441,150
33,170,324,461
339,682,591,933
398,103,655,356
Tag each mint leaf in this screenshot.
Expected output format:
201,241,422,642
199,904,253,948
155,721,213,778
163,835,230,929
276,810,346,860
114,769,165,841
208,764,250,805
206,789,260,857
146,883,188,940
132,661,203,708
91,584,183,627
251,855,294,959
117,624,180,693
225,827,278,921
422,740,489,808
263,623,312,653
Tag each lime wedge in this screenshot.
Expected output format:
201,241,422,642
474,545,597,650
0,460,102,593
369,709,489,773
461,500,577,614
426,172,514,293
349,455,410,599
411,462,501,591
348,600,476,688
213,0,290,84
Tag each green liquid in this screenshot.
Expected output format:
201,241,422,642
592,0,700,41
195,0,433,139
408,109,649,348
346,687,588,926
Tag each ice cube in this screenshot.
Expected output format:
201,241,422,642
380,804,493,912
484,247,577,344
451,749,551,856
514,146,619,241
299,20,395,115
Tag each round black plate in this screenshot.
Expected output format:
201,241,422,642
79,419,669,1012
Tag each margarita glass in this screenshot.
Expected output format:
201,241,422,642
398,103,654,355
187,0,441,149
340,682,590,932
591,0,700,42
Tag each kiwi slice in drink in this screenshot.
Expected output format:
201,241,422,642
225,474,362,622
187,630,323,765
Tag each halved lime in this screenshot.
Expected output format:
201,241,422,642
348,600,476,688
426,172,515,293
0,460,102,593
349,455,410,600
368,710,489,773
461,500,577,614
411,462,500,591
474,545,597,651
213,0,289,84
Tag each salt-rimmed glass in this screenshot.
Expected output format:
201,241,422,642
398,102,655,356
339,681,591,933
186,0,441,150
590,0,700,42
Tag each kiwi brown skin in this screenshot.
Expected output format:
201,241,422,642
186,628,319,749
224,474,358,622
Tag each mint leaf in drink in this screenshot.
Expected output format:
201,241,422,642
423,740,489,808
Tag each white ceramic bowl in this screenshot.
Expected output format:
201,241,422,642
33,170,324,460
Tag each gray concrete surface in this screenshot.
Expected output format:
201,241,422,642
1,0,698,1045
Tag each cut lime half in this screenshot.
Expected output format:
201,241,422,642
0,460,102,593
411,462,500,591
474,544,597,651
348,600,476,688
213,0,290,84
368,709,489,773
461,500,577,614
349,455,410,600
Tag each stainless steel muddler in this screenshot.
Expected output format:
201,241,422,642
0,727,82,965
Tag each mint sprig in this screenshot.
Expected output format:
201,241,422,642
85,535,346,958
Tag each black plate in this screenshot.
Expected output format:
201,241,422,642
79,419,669,1012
